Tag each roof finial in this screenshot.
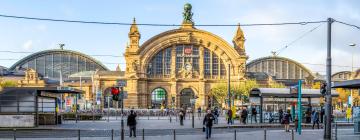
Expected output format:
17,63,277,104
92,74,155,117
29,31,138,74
133,17,136,24
59,44,65,50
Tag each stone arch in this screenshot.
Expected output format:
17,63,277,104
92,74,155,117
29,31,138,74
139,28,245,75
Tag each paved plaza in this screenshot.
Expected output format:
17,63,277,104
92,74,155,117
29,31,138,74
0,116,358,140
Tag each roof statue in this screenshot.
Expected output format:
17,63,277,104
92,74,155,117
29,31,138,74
182,3,194,24
232,23,246,55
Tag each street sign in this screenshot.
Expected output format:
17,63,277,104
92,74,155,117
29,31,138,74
290,85,298,94
117,80,127,87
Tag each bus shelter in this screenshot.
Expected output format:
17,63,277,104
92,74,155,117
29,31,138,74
0,87,82,127
250,88,339,123
333,79,360,133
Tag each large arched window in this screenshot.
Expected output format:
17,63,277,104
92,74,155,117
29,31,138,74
147,44,226,79
151,88,167,109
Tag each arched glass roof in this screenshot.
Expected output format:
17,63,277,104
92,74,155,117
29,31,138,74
9,49,108,80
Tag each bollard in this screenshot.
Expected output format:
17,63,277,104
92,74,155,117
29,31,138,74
142,129,145,140
121,128,124,140
13,128,16,140
173,129,176,140
234,129,237,140
170,115,172,123
78,129,80,140
335,122,338,140
264,129,266,140
111,129,114,140
291,129,294,140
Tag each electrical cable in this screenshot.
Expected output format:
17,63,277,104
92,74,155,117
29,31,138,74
334,20,360,30
0,14,326,27
273,23,324,55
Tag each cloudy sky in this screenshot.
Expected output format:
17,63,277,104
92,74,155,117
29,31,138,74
0,0,359,74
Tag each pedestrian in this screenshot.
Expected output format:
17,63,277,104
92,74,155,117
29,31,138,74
127,110,137,138
305,109,311,123
179,109,184,126
278,109,283,124
294,116,299,132
312,111,320,129
251,107,257,123
213,107,219,124
346,107,352,123
203,110,215,139
241,107,248,124
198,107,202,117
227,109,233,125
320,108,325,123
282,110,292,132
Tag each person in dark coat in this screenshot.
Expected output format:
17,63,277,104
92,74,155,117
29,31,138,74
241,108,248,124
251,107,257,123
179,109,185,126
278,109,283,124
227,109,233,125
203,110,215,139
283,110,292,132
127,110,137,137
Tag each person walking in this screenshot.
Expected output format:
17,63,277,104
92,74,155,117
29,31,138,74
251,107,257,123
278,109,283,124
127,110,137,138
312,111,320,129
198,107,202,117
241,107,248,124
179,109,185,126
203,110,215,139
294,116,299,132
282,110,292,132
213,107,219,124
227,109,233,125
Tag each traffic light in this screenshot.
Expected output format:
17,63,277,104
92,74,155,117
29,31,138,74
111,87,120,101
320,82,327,95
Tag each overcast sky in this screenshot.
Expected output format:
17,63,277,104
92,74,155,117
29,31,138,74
0,0,359,74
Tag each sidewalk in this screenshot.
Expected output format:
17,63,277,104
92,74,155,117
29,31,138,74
41,116,353,130
0,129,358,140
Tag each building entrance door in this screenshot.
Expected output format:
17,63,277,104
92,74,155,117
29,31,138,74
180,88,195,109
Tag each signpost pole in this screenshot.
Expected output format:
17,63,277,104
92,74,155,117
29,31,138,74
297,80,302,135
120,86,124,140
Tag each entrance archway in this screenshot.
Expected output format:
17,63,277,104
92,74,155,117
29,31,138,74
180,88,195,109
151,88,167,109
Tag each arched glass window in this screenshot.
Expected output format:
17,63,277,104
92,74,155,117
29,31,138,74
147,44,226,79
151,88,167,109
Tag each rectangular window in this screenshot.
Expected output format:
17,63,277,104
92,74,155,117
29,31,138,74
204,49,211,75
212,55,219,77
164,48,172,75
155,52,163,75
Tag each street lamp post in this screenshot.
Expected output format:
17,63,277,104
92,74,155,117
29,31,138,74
350,43,356,107
324,17,333,140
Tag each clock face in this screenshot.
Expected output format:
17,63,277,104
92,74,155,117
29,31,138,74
185,63,192,71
